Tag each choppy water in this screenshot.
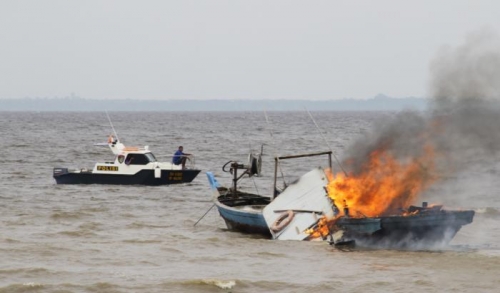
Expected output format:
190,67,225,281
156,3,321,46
1,111,499,293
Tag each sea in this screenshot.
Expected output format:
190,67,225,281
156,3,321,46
1,111,499,293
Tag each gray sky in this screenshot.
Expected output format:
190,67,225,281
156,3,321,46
1,0,499,100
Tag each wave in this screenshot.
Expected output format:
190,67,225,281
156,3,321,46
161,278,237,291
159,278,341,293
475,207,500,217
58,229,98,237
79,206,109,213
187,279,236,290
126,222,171,229
50,211,91,220
0,283,44,293
0,267,50,276
122,239,162,244
8,144,30,148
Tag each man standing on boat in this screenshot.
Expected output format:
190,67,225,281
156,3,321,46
172,146,191,169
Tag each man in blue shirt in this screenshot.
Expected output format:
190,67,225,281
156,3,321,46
172,146,191,169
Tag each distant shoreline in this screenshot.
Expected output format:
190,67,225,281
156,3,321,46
0,96,428,112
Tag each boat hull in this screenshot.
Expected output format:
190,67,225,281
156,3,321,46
214,193,271,237
53,168,200,185
335,210,475,248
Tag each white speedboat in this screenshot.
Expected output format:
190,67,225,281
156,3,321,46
53,138,200,185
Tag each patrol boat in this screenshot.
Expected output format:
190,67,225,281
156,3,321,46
53,138,200,185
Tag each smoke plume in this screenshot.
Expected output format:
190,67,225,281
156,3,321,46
339,29,500,208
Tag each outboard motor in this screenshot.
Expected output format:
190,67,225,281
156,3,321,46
53,168,69,177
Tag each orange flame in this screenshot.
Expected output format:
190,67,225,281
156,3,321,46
305,215,341,239
326,143,438,218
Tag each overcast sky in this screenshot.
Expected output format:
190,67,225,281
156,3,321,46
1,1,499,100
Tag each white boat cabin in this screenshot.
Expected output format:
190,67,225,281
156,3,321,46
89,140,185,175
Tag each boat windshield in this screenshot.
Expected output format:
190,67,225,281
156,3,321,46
145,153,157,163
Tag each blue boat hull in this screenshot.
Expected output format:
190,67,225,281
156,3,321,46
215,202,270,236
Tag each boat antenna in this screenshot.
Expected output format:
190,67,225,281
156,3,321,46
105,110,119,141
264,110,287,188
305,107,348,177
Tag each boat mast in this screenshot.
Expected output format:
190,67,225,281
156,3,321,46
305,108,347,176
106,110,120,142
265,111,287,197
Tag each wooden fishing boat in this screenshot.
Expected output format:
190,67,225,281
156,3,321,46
212,186,272,236
207,151,475,248
206,151,334,238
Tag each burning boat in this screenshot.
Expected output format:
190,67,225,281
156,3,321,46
53,137,200,185
329,203,475,248
207,148,475,248
310,137,476,248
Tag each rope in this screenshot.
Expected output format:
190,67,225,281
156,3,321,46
305,108,348,177
264,110,287,187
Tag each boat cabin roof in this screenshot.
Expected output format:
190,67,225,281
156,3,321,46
109,141,151,155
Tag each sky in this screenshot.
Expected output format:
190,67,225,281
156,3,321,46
1,0,500,100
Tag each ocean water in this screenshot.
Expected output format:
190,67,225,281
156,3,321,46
0,111,499,293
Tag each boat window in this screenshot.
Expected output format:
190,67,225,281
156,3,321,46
125,154,151,165
145,153,157,163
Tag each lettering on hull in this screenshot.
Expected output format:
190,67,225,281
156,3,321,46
168,172,183,181
97,166,119,171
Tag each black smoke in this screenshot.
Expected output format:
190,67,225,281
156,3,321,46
340,29,500,208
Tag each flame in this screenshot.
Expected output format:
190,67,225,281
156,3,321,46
305,215,340,239
401,210,420,217
326,143,438,218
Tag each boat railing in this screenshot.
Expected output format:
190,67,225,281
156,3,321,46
156,154,197,169
275,150,333,161
273,151,332,199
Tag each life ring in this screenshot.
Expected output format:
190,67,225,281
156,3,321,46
270,210,295,233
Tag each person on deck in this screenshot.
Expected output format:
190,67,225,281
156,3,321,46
107,134,117,145
172,146,191,169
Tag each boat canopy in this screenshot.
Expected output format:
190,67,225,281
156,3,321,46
109,141,150,155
